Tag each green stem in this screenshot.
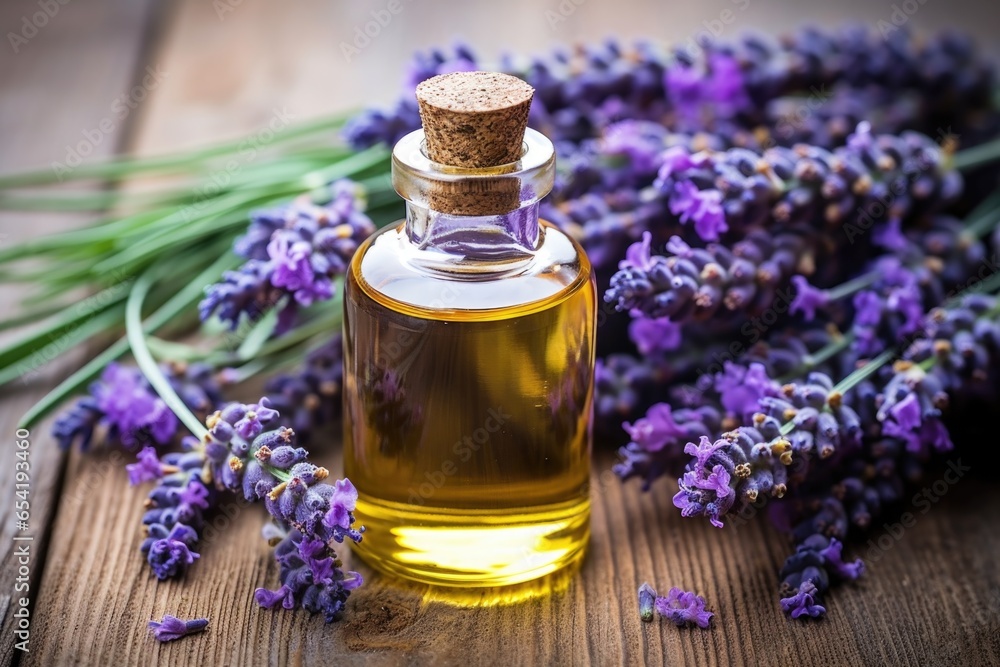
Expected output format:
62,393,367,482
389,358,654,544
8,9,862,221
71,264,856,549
779,349,896,436
126,270,208,439
0,306,125,387
17,252,239,429
225,346,303,384
235,309,279,361
203,304,341,367
0,284,131,373
0,301,69,332
0,209,168,263
953,136,1000,171
146,337,211,362
778,331,854,383
942,266,1000,308
824,271,878,302
0,189,189,212
0,113,354,188
961,189,1000,239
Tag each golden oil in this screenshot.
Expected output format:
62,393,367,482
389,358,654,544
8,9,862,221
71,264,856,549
342,71,596,589
344,221,595,587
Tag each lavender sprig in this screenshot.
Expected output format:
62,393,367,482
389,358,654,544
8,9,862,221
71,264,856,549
148,615,209,643
345,29,996,152
605,228,813,326
53,361,223,451
132,397,364,622
200,181,374,333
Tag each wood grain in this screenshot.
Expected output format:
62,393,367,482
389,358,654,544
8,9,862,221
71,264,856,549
5,0,1000,665
0,0,158,663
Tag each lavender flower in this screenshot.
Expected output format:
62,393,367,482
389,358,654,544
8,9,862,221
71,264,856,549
200,182,374,332
145,524,201,580
653,124,959,243
672,370,864,528
789,276,829,320
53,362,223,451
614,404,722,491
652,587,714,628
131,397,364,622
254,527,363,622
345,29,996,152
127,446,165,485
605,230,813,325
148,615,209,643
778,534,864,619
779,580,826,619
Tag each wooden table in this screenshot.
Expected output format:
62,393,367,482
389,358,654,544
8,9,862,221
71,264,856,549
2,1,1000,665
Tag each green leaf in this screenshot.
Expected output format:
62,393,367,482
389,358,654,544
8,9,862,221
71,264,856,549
0,112,355,188
18,252,239,429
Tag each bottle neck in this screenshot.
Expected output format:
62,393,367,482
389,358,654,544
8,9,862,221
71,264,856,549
404,201,541,260
391,127,555,271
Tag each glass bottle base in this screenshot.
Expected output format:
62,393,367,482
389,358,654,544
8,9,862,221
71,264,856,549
350,495,590,589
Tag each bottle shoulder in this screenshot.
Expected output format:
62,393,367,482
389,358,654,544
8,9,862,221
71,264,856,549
348,219,594,320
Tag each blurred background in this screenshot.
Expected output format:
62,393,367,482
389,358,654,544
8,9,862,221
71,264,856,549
3,0,1000,162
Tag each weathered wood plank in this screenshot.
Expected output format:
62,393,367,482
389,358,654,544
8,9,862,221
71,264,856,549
0,0,159,663
14,0,1000,665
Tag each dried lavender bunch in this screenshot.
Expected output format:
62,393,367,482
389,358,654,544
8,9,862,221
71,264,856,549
605,228,813,327
667,293,1000,531
53,361,223,451
130,398,363,622
612,326,845,489
652,122,959,243
769,292,1000,616
673,291,1000,618
344,29,996,152
672,370,866,527
200,181,374,333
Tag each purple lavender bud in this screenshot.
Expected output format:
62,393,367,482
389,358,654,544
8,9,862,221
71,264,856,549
126,446,165,486
268,444,309,469
241,460,276,501
254,585,295,610
201,187,375,331
148,615,209,643
780,580,826,619
147,531,200,580
52,396,102,451
638,583,656,622
653,587,714,628
288,462,326,486
210,419,235,443
789,276,829,321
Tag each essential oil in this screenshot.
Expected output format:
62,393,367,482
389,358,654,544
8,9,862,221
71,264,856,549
343,72,596,588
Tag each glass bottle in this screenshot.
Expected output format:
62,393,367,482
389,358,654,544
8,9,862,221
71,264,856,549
343,72,596,588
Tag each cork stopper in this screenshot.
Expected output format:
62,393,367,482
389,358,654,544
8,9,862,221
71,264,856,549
416,71,534,168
